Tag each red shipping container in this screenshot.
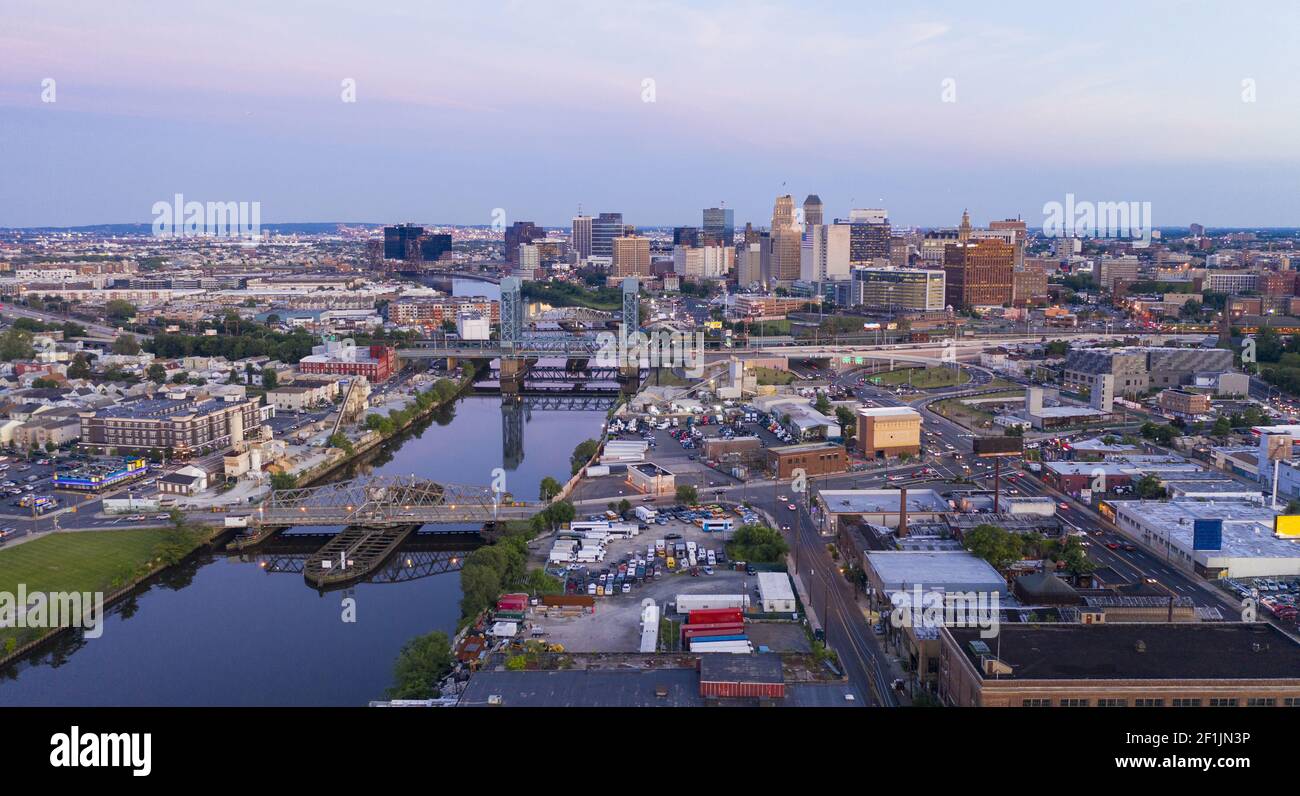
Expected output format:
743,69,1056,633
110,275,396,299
681,622,744,641
688,608,743,625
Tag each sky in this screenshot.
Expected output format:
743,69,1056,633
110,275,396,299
2,0,1299,229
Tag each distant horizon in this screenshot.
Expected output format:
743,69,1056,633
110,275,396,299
4,1,1299,228
2,221,1296,234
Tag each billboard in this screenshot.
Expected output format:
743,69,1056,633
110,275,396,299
972,436,1024,458
1275,515,1300,539
1193,518,1223,550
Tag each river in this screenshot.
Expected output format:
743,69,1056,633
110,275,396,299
0,286,606,705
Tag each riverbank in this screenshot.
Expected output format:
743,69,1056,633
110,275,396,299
281,370,478,490
0,522,222,664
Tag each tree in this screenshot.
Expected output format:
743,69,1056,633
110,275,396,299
172,371,190,384
270,472,297,491
540,500,575,532
327,432,355,455
617,498,631,515
261,367,278,391
570,439,600,475
962,523,1024,571
66,354,92,380
31,376,58,388
675,484,699,505
835,405,857,441
814,393,832,415
147,363,167,384
728,524,789,563
385,631,453,699
111,335,141,355
1044,340,1070,357
105,299,136,322
538,476,562,501
1134,473,1166,499
0,329,35,361
1212,416,1232,438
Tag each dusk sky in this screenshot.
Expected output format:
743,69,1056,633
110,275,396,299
4,0,1299,228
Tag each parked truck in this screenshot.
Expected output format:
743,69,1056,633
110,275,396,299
634,505,657,523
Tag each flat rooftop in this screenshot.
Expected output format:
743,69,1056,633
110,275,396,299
457,668,702,707
1109,499,1300,560
858,406,921,418
866,550,1008,594
819,488,950,515
949,622,1300,681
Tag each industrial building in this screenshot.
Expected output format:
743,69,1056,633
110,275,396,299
940,622,1300,707
1104,498,1300,578
857,406,921,458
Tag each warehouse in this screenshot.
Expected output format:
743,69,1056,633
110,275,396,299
756,572,797,613
1107,498,1300,578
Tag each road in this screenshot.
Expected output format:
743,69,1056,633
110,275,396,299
0,303,145,340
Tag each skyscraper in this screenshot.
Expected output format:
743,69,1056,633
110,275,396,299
571,215,593,259
943,234,1015,310
803,195,824,227
591,212,624,260
611,235,651,278
383,223,424,260
769,195,801,284
702,207,734,246
504,221,543,264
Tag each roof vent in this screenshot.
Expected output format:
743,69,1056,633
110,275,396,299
1134,640,1146,653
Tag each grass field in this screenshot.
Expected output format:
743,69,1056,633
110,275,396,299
753,366,797,385
0,528,194,596
871,366,971,389
0,528,208,649
930,389,1025,430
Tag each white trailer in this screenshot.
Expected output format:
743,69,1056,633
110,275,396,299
674,594,750,613
634,505,657,523
689,640,754,654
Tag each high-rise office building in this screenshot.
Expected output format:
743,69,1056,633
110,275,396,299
611,235,651,278
673,226,700,247
844,210,891,265
384,223,424,260
517,243,541,280
851,268,947,311
673,243,734,280
591,212,624,260
571,215,593,259
769,195,801,284
383,224,451,263
803,195,824,227
943,233,1015,310
800,223,851,282
504,221,543,265
702,207,734,246
990,218,1028,270
737,241,765,287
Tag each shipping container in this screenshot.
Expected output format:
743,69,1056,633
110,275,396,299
680,622,745,641
674,594,749,613
688,608,743,625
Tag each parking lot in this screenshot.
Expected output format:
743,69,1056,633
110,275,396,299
0,455,60,517
535,511,774,653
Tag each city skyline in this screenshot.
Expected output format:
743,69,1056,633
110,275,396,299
4,0,1300,228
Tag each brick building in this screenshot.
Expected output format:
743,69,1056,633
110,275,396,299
940,622,1300,708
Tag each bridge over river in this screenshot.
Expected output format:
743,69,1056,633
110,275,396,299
233,475,539,589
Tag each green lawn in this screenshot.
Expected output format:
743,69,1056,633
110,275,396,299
753,366,796,385
930,390,1025,430
871,366,971,389
0,528,201,597
0,528,209,650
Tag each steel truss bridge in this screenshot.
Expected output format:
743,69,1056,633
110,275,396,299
249,474,538,529
251,548,469,586
398,336,607,359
